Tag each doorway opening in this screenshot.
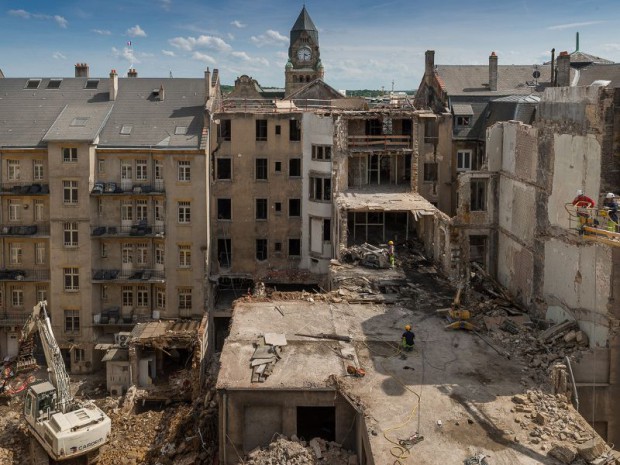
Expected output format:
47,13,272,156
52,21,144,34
296,406,336,442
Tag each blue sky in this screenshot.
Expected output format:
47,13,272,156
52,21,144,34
1,0,619,89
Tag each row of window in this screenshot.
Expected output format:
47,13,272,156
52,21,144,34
218,119,301,142
217,198,301,220
64,288,191,333
215,158,302,181
0,285,47,307
216,238,302,267
4,158,194,183
4,242,47,265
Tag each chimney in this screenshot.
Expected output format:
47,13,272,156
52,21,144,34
109,69,118,101
489,52,498,91
556,51,571,87
205,68,211,100
159,84,165,101
575,32,580,52
550,48,556,85
127,68,138,78
424,50,435,79
75,63,89,78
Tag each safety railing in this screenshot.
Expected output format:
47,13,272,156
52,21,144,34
347,135,412,150
565,203,619,247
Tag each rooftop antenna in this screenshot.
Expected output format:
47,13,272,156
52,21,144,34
169,70,173,78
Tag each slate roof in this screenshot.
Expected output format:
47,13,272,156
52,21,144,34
42,103,113,142
0,78,110,148
544,51,614,68
575,63,620,87
99,78,205,148
0,77,206,149
291,6,318,45
436,65,557,96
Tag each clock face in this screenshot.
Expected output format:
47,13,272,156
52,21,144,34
297,47,312,62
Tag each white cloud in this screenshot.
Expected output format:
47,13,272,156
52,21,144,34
228,33,235,41
8,9,30,18
54,15,68,28
231,51,269,66
161,0,172,11
112,46,139,64
126,24,147,37
92,29,111,35
602,43,620,52
52,51,67,60
250,30,287,47
140,52,154,58
8,9,68,28
231,20,246,28
547,21,605,31
192,51,215,64
169,35,231,52
162,49,176,57
275,51,288,60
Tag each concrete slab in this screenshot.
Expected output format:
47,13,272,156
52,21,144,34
217,300,583,464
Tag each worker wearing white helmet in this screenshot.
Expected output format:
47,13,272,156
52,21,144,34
387,240,395,268
603,193,618,230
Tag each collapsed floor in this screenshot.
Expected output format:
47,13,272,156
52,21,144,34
1,241,618,464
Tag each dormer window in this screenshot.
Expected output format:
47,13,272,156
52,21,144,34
455,116,471,127
175,126,188,135
85,79,99,89
25,79,41,89
47,79,62,89
120,125,133,135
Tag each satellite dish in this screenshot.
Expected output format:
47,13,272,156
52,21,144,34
532,70,541,79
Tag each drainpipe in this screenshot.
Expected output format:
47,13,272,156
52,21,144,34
564,356,580,412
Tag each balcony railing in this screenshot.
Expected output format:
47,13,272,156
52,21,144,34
0,311,29,326
347,135,412,150
0,182,50,195
91,223,165,237
0,224,50,236
93,307,154,326
90,181,165,195
92,268,165,283
0,269,50,282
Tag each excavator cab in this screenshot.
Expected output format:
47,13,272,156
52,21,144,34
24,381,57,423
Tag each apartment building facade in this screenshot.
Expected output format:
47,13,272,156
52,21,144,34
0,68,219,373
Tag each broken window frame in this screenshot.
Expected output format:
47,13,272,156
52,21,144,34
289,119,301,141
256,119,268,141
218,119,232,141
470,178,487,212
255,198,268,220
455,116,471,127
217,198,232,220
256,239,268,261
288,238,301,257
310,176,331,202
289,158,301,178
216,158,232,180
288,198,301,217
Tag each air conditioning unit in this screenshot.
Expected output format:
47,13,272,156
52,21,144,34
114,332,132,348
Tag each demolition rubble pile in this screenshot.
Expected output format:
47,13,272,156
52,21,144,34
244,436,357,465
510,390,618,464
0,408,28,465
97,378,218,465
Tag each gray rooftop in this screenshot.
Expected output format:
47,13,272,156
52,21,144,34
575,63,620,88
437,65,557,96
0,77,206,149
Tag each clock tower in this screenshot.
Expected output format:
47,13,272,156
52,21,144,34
285,6,324,97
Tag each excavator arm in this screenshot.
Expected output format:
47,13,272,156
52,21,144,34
21,301,73,413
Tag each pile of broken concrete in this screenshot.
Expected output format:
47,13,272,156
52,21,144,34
244,436,357,465
511,390,618,464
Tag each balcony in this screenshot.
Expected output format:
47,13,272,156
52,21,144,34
0,224,50,237
92,268,165,283
91,223,164,238
0,269,50,282
0,311,29,326
90,181,165,196
0,182,50,196
347,135,412,151
93,307,154,326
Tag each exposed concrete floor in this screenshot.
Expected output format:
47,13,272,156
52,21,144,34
218,263,595,464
